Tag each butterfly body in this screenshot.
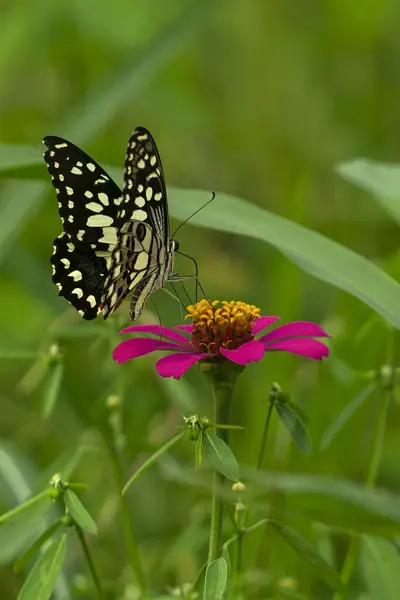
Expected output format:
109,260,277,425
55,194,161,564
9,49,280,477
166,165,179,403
43,127,177,320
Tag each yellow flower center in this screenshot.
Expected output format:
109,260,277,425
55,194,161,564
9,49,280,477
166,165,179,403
185,300,261,357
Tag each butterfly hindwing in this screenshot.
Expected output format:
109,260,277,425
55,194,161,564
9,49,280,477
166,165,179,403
51,233,106,320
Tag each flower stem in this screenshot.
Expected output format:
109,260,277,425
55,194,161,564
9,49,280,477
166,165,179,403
107,443,147,594
76,526,103,598
207,378,235,563
257,393,276,470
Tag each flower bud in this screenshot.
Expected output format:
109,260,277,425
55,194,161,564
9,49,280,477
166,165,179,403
232,481,246,493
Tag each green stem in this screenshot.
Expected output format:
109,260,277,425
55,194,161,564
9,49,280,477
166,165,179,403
107,443,147,594
76,526,103,598
207,379,235,563
257,395,276,470
333,331,394,600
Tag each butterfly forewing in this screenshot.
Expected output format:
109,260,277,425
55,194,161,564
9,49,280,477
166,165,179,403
102,127,172,319
43,136,122,251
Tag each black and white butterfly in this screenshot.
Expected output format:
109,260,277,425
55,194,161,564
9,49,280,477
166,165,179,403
43,127,179,320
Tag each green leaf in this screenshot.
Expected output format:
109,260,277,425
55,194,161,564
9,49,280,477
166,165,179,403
203,432,240,482
17,534,67,600
203,558,228,600
122,430,186,495
168,187,400,331
0,349,43,360
64,490,97,535
42,362,64,419
0,143,42,179
336,159,400,226
275,401,312,455
13,519,63,573
320,383,375,450
268,520,344,593
221,546,232,600
361,535,400,600
243,469,400,523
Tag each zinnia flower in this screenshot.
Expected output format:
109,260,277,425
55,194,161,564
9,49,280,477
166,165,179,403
113,300,329,380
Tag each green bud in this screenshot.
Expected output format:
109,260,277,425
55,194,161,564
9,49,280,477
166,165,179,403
61,514,74,527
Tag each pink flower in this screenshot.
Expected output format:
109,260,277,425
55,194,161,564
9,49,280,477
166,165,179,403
113,300,329,380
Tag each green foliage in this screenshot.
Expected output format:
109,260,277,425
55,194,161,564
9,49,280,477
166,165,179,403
2,1,400,598
203,432,240,482
275,399,312,455
17,535,67,600
64,489,97,535
203,558,228,600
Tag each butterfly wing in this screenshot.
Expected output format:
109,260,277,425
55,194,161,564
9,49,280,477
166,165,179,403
102,127,171,319
43,136,123,319
51,233,107,319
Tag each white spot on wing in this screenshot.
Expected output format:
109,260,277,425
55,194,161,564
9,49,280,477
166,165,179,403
55,143,68,149
135,197,145,208
68,270,83,281
137,159,146,169
87,295,96,308
98,193,109,205
61,258,70,268
86,202,103,213
85,191,93,198
87,214,114,227
87,163,96,172
71,167,82,175
72,288,83,298
131,209,147,221
66,187,74,195
146,187,153,201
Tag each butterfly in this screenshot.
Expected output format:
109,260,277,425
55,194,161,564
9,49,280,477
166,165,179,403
43,127,179,320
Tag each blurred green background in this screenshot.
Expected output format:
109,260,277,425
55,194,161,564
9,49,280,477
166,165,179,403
2,1,400,598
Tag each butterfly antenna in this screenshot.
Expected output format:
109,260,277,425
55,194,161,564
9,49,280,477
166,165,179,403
171,191,215,239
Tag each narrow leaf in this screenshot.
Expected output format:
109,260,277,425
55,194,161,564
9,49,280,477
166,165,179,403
42,362,64,419
0,349,43,360
168,187,400,331
203,432,240,482
336,159,400,226
221,546,232,600
203,557,228,600
320,383,375,450
275,402,312,455
361,535,400,600
64,490,97,535
17,534,67,600
13,520,63,574
269,521,344,593
122,430,186,495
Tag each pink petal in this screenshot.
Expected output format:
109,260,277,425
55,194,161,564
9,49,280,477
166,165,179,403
220,340,265,365
175,324,193,333
113,338,181,364
119,324,189,345
252,316,280,335
156,352,208,379
265,338,329,360
259,321,329,343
